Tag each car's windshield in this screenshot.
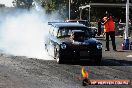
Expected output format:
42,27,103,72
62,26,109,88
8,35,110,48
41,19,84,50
57,27,90,38
78,21,89,26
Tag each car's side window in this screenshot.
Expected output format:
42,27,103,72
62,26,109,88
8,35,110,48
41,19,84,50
49,26,54,35
57,29,61,37
57,29,67,37
68,30,72,35
61,29,67,36
53,28,58,37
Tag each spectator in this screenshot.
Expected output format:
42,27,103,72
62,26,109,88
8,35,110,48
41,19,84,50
97,19,102,36
103,13,117,51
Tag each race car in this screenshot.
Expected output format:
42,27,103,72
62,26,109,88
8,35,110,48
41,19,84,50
45,22,102,64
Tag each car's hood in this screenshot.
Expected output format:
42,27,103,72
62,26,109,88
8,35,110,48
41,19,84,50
59,38,100,45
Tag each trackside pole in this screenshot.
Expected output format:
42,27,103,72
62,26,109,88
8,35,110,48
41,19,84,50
122,0,129,50
69,0,70,20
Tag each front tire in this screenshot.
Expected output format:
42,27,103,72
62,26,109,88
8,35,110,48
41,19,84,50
55,49,63,64
56,52,63,64
95,58,102,65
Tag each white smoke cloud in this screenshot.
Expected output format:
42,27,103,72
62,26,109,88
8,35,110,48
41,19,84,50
0,0,14,7
0,8,62,60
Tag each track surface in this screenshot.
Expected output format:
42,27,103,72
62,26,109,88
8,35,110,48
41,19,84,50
0,37,132,88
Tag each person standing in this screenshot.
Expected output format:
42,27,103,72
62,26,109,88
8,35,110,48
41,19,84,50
97,19,102,36
103,13,117,51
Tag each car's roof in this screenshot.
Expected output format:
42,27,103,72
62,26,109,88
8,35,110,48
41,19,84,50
49,22,87,28
72,30,85,33
65,20,88,22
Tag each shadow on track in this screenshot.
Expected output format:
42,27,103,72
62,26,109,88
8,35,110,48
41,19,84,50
101,58,132,66
28,57,132,66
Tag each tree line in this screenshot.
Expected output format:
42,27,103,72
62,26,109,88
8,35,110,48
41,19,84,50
10,0,132,22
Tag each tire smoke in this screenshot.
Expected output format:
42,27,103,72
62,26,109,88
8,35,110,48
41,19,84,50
0,8,61,60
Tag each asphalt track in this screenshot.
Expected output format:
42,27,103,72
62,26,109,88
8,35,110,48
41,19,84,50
0,37,132,88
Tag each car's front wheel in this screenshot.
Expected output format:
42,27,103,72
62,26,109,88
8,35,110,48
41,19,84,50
55,49,63,64
56,52,63,64
94,58,102,65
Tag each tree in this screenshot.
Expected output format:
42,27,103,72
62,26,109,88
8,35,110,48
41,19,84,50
34,0,56,13
12,0,33,9
13,0,131,21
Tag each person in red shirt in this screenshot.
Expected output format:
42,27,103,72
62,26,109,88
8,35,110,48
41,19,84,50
103,13,117,51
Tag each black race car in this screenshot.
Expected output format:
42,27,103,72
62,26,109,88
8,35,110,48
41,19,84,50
45,22,102,64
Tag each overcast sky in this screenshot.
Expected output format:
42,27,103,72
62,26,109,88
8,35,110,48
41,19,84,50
0,0,14,7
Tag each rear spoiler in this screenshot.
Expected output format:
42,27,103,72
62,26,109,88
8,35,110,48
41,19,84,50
48,21,79,25
48,22,67,25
